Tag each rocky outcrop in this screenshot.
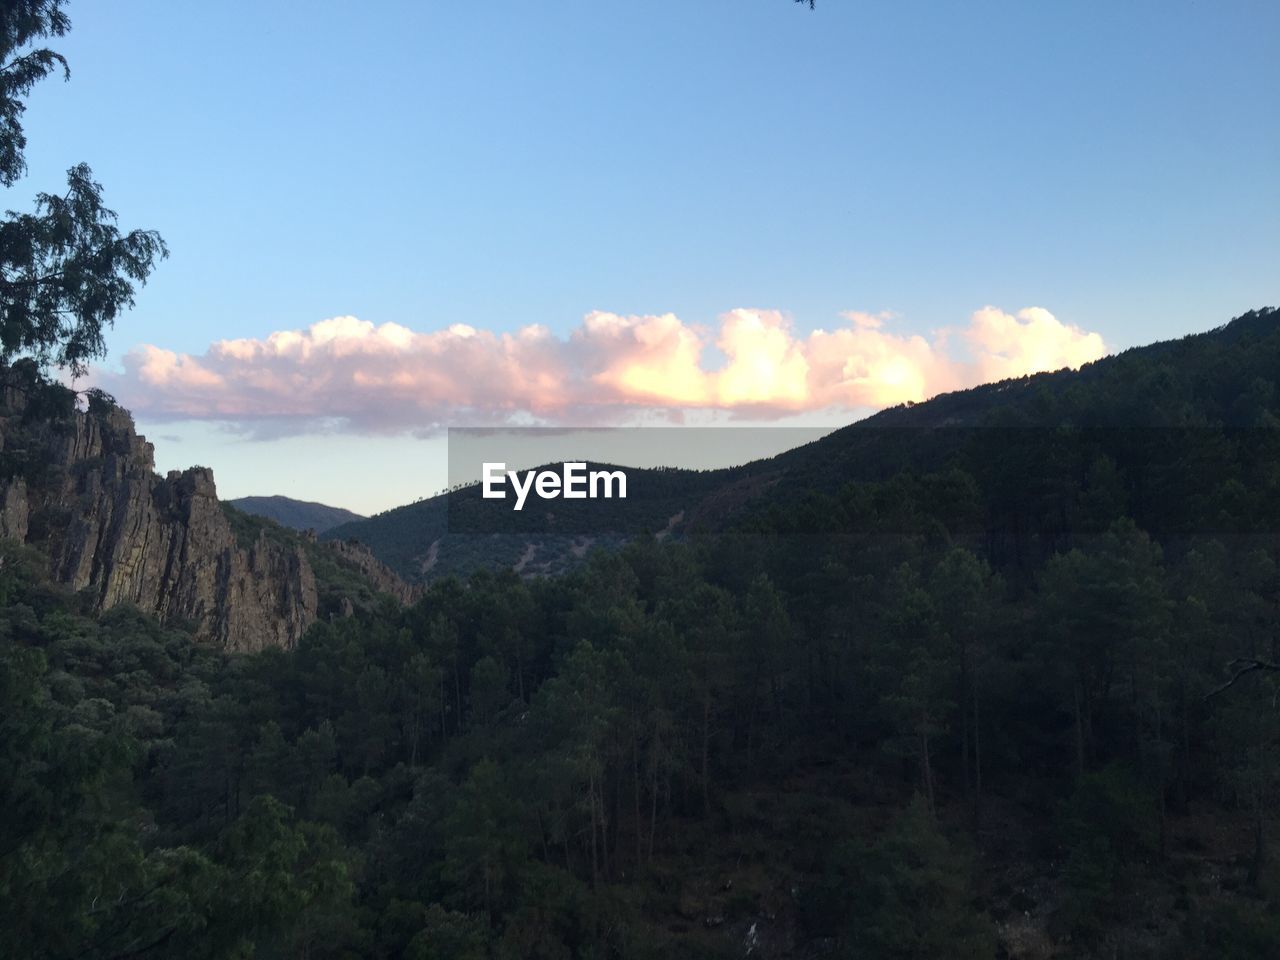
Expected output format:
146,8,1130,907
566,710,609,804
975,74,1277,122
322,537,424,606
0,378,317,651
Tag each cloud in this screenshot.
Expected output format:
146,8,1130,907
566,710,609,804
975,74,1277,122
580,311,711,406
95,305,1107,434
965,306,1107,383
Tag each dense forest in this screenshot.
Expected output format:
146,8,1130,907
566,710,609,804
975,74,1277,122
4,309,1280,958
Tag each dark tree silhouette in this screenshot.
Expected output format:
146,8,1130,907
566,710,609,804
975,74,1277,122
0,1,166,377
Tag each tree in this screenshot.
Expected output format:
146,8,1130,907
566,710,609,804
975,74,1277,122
1037,520,1169,782
805,795,995,959
402,652,443,765
881,562,952,815
0,1,166,377
928,547,1000,828
444,759,528,923
1057,765,1158,946
407,904,487,960
469,654,510,727
1212,672,1280,889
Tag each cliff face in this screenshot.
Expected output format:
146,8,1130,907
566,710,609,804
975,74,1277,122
0,381,318,651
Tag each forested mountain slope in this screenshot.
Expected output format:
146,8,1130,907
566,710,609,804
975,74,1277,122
331,307,1280,583
322,463,740,582
6,309,1279,959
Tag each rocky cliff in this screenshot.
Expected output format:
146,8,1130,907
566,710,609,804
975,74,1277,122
0,375,318,651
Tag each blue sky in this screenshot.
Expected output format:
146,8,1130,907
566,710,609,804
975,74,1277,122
15,0,1279,512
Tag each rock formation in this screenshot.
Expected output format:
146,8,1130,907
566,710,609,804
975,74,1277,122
0,378,317,651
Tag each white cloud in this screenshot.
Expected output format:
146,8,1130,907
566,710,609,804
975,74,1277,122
94,305,1108,433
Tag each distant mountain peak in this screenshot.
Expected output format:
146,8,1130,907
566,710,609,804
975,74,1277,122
228,495,364,534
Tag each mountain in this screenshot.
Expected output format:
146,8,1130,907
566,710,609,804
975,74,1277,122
8,309,1280,957
322,462,740,581
330,306,1280,582
228,494,364,533
5,305,1268,646
0,362,417,650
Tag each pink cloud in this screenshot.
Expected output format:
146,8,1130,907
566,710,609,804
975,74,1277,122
94,306,1108,434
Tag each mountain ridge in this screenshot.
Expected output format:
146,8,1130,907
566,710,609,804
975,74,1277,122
228,494,364,533
327,306,1279,581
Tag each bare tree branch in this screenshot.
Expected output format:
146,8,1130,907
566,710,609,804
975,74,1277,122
1204,658,1280,700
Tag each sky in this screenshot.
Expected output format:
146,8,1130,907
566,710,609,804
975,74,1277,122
15,0,1279,513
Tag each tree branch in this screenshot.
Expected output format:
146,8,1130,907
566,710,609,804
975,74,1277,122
0,269,65,291
1204,658,1280,700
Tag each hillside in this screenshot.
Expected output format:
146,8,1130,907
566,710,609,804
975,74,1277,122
331,306,1280,582
8,308,1280,958
228,494,364,533
322,462,743,581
